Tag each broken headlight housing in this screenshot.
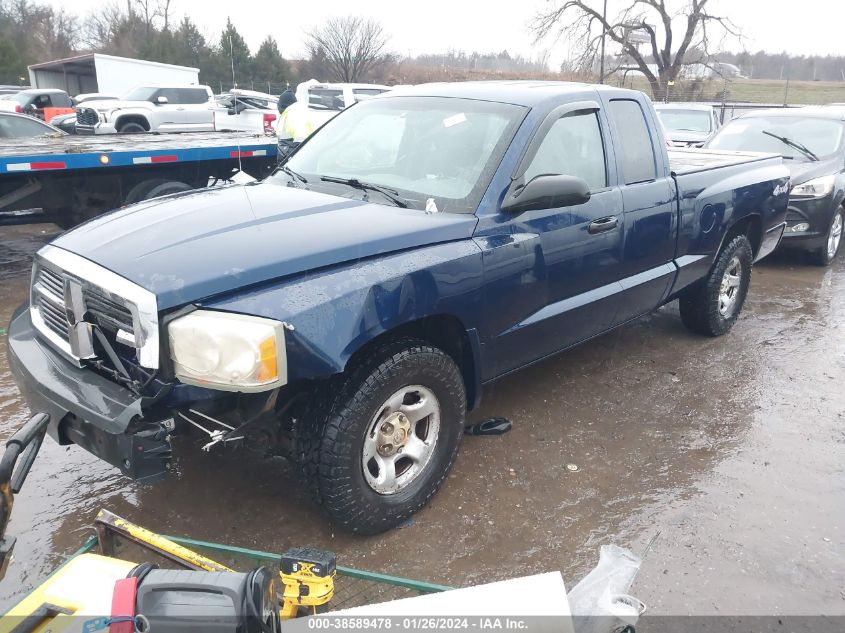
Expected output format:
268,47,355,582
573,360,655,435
168,310,287,392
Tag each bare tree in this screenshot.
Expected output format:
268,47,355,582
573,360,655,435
305,16,390,82
533,0,741,99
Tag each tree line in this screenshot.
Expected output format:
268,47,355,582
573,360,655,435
2,0,843,94
0,0,293,90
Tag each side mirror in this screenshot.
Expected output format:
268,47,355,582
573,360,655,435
155,96,168,105
501,174,591,214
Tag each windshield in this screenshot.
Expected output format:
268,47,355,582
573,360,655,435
657,109,712,133
707,115,845,160
282,96,525,213
123,87,158,101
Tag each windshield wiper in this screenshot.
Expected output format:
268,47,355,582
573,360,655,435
762,130,819,161
281,165,308,185
320,176,408,208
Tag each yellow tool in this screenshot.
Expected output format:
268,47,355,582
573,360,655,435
279,548,337,617
95,510,335,618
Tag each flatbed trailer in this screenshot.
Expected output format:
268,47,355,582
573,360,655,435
0,131,278,227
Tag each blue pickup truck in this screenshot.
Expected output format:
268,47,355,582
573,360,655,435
8,82,789,534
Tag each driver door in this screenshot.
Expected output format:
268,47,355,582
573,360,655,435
480,102,625,378
152,88,183,130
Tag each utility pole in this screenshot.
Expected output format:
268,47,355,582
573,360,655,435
599,0,607,83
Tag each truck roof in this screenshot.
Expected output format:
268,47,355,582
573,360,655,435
15,88,69,96
385,80,623,108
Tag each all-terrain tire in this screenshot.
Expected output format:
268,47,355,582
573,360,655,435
808,207,844,267
679,235,753,337
295,338,466,535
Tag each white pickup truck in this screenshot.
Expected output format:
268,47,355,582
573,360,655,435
213,89,278,135
76,85,215,135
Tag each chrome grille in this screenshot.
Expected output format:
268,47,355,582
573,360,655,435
38,266,64,298
30,246,160,369
35,288,70,339
76,107,99,126
85,285,135,338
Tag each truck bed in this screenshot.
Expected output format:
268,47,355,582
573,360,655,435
668,148,781,176
0,131,277,174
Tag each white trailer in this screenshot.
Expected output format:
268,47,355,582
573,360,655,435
28,54,200,97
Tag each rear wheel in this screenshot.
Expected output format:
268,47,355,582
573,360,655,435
295,339,466,534
809,208,843,267
145,181,193,199
123,178,167,205
123,179,193,205
680,235,753,337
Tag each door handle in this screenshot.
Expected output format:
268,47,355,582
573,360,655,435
588,216,619,234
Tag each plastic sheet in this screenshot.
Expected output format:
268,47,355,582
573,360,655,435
567,545,646,633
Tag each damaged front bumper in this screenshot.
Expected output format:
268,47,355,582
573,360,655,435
6,305,172,483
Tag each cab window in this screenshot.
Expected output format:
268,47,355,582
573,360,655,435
609,99,657,184
523,110,607,190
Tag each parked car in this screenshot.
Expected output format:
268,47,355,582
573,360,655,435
0,88,74,121
49,94,122,134
276,81,391,142
75,85,215,134
213,89,277,134
0,111,64,138
705,106,844,265
654,103,720,147
8,82,788,535
48,112,78,134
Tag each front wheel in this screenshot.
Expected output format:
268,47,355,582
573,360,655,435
117,121,146,134
680,235,753,337
809,208,843,267
296,339,466,535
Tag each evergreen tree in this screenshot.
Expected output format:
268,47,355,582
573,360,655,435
252,36,288,92
216,18,252,90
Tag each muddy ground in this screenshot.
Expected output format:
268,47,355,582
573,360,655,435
0,222,842,614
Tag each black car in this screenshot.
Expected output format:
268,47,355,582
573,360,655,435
706,106,845,265
0,111,64,138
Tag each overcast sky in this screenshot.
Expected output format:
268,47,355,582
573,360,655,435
56,0,843,64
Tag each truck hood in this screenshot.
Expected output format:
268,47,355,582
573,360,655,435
83,99,152,111
52,180,478,310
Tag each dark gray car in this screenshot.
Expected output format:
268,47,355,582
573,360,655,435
706,106,845,266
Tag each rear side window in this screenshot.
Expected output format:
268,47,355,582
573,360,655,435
522,110,607,191
609,100,657,184
308,89,344,110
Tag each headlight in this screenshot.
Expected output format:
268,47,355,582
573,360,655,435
168,310,287,391
791,175,836,198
